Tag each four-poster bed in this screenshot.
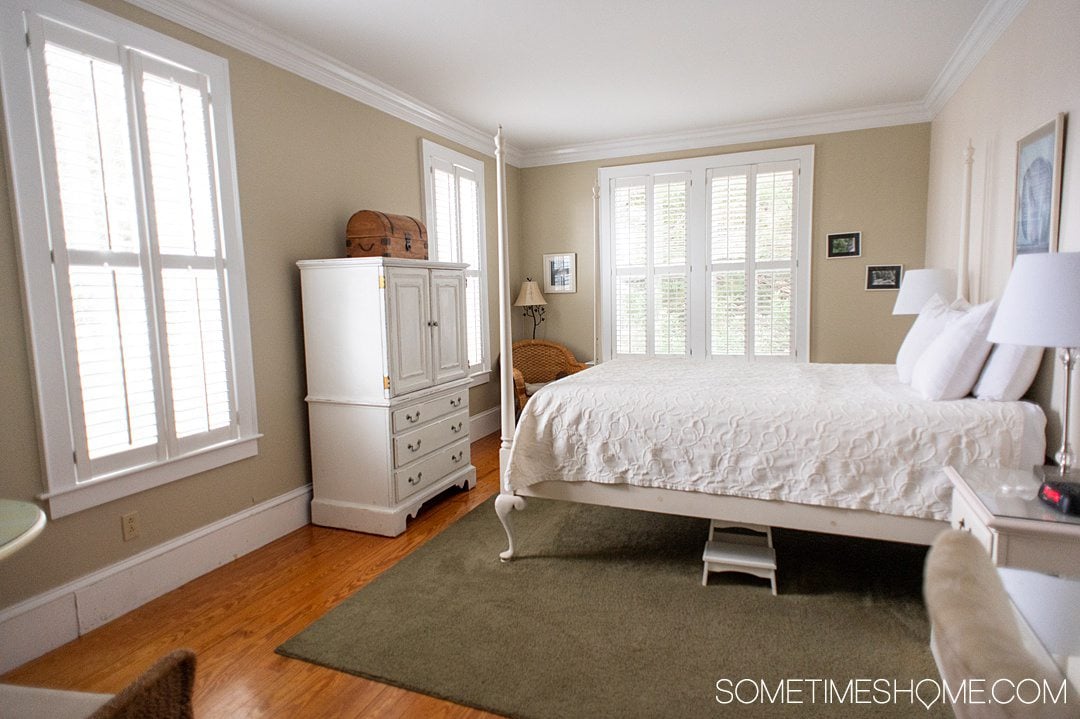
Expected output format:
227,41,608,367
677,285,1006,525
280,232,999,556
491,130,1043,561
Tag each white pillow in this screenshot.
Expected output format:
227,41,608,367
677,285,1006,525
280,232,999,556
896,296,969,383
973,344,1042,401
911,300,996,400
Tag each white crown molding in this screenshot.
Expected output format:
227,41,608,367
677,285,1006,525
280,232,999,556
516,101,932,168
924,0,1028,117
123,0,526,165
124,0,1022,170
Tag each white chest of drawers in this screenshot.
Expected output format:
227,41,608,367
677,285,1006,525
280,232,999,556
298,258,477,536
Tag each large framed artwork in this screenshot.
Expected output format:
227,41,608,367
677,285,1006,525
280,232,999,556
1013,113,1066,256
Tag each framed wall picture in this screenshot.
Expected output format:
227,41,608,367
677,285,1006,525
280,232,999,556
826,231,861,258
1014,113,1065,256
543,252,577,293
866,264,902,291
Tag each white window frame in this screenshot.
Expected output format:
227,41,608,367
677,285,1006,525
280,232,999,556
599,146,813,362
420,139,490,383
0,0,259,518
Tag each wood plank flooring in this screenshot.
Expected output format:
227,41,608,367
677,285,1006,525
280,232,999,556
2,432,505,718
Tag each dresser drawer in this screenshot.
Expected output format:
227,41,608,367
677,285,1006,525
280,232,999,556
392,390,468,433
395,439,471,501
393,409,469,466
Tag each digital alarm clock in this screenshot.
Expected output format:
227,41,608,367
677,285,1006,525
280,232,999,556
1038,480,1080,516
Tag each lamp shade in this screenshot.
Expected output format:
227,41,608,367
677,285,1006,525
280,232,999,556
892,268,956,315
513,280,546,307
988,252,1080,348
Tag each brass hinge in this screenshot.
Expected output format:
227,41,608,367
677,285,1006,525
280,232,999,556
26,32,31,48
383,375,390,390
378,274,386,289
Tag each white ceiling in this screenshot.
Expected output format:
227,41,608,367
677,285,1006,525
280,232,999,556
149,0,1019,165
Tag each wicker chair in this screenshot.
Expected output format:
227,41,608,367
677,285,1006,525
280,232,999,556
512,340,588,409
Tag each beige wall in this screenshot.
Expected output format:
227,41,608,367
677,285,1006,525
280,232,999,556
0,0,507,607
519,124,932,364
925,0,1079,458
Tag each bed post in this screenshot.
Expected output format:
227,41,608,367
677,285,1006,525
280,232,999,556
957,140,974,302
592,181,601,362
494,126,525,560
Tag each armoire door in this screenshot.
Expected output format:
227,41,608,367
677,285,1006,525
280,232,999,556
386,267,433,395
430,270,469,384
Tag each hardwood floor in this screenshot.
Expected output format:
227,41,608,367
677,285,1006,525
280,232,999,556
3,432,505,718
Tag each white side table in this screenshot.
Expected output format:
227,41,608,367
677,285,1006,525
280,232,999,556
946,465,1080,578
0,499,46,561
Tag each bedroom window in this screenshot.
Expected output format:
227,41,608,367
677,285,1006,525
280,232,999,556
421,139,490,378
600,146,813,361
0,0,259,517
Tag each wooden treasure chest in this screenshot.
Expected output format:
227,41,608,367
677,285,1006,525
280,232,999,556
346,210,428,260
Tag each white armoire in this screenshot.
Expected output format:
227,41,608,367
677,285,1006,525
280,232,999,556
297,257,477,536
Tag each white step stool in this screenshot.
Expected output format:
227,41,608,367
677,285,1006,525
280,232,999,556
702,520,777,595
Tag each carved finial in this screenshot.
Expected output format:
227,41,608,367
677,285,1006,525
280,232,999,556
495,125,503,155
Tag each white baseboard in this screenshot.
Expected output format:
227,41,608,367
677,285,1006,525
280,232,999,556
0,485,312,674
469,405,500,440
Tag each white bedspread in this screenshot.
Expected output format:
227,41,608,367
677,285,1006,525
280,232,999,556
505,359,1043,521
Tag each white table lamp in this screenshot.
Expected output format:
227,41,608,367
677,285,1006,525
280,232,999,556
988,252,1080,475
513,279,547,339
892,268,957,315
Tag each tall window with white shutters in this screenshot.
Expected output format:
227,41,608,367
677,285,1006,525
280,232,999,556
600,147,812,361
0,0,258,517
421,139,489,376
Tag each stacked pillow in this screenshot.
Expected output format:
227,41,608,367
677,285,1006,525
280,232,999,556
895,295,1041,401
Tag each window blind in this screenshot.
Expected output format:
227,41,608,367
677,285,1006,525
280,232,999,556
3,0,258,516
602,149,808,362
39,20,237,477
425,144,487,372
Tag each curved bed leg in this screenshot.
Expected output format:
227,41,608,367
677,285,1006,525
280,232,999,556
494,493,526,561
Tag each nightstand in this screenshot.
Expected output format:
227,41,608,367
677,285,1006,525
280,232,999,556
945,465,1080,578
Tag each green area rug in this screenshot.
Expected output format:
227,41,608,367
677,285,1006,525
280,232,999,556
278,497,949,718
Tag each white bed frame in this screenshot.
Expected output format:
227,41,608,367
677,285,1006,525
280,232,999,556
491,129,976,560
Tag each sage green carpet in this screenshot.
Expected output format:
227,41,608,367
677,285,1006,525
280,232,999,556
278,497,949,718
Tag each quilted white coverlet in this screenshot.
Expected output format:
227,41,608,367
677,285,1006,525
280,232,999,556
505,359,1041,521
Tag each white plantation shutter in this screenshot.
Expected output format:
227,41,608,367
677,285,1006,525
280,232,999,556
601,147,810,362
610,174,690,356
422,140,488,373
138,57,235,451
1,0,258,515
707,162,798,359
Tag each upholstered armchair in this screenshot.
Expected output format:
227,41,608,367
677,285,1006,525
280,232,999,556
512,340,588,410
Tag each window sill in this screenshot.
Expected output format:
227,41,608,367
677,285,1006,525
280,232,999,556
468,370,491,388
40,435,261,519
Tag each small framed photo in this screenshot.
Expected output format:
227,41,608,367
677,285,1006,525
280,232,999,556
543,252,577,293
1013,113,1065,257
826,231,861,258
866,264,903,291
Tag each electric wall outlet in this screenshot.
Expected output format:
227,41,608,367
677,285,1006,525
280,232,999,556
121,511,140,541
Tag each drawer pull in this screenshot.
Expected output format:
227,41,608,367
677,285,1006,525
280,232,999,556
407,439,422,452
407,472,423,486
451,451,464,463
405,410,420,423
450,397,462,408
451,422,463,433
